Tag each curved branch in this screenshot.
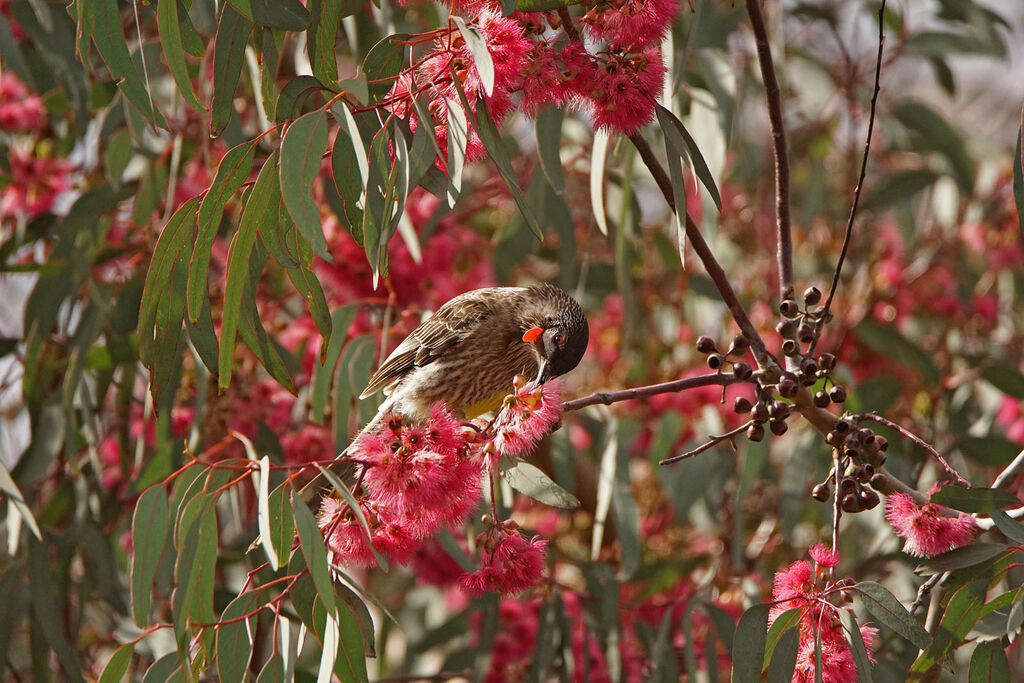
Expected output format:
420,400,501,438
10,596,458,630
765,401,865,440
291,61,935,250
812,0,886,353
745,0,793,301
660,420,752,465
853,412,968,487
562,372,737,412
628,133,778,370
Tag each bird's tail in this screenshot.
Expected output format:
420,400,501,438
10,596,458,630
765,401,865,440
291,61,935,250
297,395,395,501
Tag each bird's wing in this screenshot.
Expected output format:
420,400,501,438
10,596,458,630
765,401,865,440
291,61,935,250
359,290,517,399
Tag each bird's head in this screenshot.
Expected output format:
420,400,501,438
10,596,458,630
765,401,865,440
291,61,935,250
521,285,589,385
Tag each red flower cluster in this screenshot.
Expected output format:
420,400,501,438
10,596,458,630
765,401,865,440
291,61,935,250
884,488,977,558
770,545,877,683
0,148,74,221
490,376,564,461
385,0,674,152
461,520,548,595
0,73,45,132
318,404,485,566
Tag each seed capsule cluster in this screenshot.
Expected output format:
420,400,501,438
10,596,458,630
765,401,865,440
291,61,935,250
776,287,848,407
810,418,890,512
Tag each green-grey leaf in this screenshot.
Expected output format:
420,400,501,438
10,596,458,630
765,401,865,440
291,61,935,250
732,602,769,683
499,456,579,509
131,485,170,627
931,485,1021,513
280,108,331,260
211,5,253,136
157,0,204,110
855,581,931,649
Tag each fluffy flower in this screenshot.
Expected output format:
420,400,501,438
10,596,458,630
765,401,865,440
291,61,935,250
582,0,678,49
0,73,45,132
585,49,666,134
461,528,548,596
884,491,978,558
491,377,563,458
1,149,74,220
769,547,877,682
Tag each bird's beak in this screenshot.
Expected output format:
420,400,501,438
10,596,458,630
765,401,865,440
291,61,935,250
533,358,550,386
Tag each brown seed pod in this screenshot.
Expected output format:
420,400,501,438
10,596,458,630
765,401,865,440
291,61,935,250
747,423,765,442
780,299,800,317
696,336,718,354
734,396,753,414
770,420,788,436
733,361,752,380
750,402,770,423
803,286,822,306
811,483,830,501
818,353,836,371
813,390,831,408
829,385,848,404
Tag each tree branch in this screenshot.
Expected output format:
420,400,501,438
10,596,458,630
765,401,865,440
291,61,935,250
628,133,778,371
562,372,737,412
660,420,752,465
745,0,793,301
854,412,968,487
812,0,886,354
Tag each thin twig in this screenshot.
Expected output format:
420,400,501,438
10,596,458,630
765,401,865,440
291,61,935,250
992,447,1024,490
628,132,777,370
831,449,842,578
557,7,580,42
811,0,886,354
660,420,753,465
562,372,737,412
745,0,793,301
854,412,968,487
909,572,945,615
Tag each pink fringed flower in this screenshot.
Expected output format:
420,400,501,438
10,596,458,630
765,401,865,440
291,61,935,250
582,0,679,50
884,491,978,558
0,73,45,132
321,404,485,567
1,149,74,220
586,49,666,135
491,377,563,458
461,525,548,596
769,547,877,683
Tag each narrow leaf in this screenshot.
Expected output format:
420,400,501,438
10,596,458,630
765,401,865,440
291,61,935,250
990,510,1024,545
856,581,931,649
131,485,170,628
280,108,331,260
220,154,278,390
839,610,874,683
0,459,42,541
317,465,389,570
92,0,167,126
916,543,1011,575
189,140,257,321
591,129,610,236
268,483,295,568
211,5,253,136
499,456,580,509
970,641,1010,683
1013,108,1024,241
452,15,493,96
308,0,341,87
157,0,204,110
656,104,722,210
292,492,336,604
99,644,134,683
535,107,565,194
931,485,1022,513
731,603,770,683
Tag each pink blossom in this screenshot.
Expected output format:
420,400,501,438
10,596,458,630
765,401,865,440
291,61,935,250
769,548,877,682
491,378,563,458
808,543,839,568
585,49,666,134
461,528,547,596
0,73,45,132
582,0,678,50
884,491,977,558
1,149,74,220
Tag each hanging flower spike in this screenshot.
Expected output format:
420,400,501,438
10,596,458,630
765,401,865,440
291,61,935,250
491,375,563,458
884,490,978,558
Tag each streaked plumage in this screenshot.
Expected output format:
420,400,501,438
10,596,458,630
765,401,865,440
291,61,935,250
362,284,588,420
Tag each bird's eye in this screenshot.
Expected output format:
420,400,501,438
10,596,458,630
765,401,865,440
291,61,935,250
553,333,564,346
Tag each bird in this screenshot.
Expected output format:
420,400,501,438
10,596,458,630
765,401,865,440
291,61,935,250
360,283,589,421
300,284,588,496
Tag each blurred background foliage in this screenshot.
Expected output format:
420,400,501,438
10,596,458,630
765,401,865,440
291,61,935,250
1,0,1023,680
